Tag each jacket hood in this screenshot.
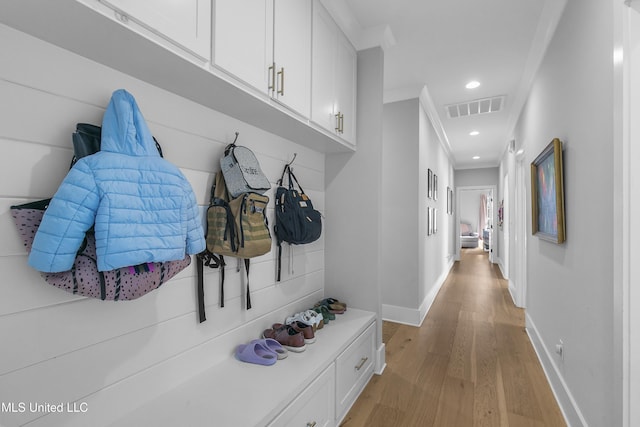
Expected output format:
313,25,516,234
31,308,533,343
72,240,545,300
100,89,159,157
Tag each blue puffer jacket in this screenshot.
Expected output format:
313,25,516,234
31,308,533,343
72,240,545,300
28,89,205,272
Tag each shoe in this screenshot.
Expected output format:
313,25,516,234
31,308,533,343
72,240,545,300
315,300,345,314
321,297,347,311
278,321,315,344
235,340,277,366
256,338,288,360
286,311,319,331
263,325,306,352
304,309,324,330
314,305,335,323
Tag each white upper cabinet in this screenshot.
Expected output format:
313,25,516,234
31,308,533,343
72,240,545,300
311,2,357,145
272,0,311,117
334,32,357,144
213,0,273,95
214,0,311,118
98,0,211,60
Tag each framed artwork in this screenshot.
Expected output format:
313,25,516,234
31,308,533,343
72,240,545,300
446,186,452,214
427,207,433,236
428,169,433,199
531,138,565,244
433,174,438,200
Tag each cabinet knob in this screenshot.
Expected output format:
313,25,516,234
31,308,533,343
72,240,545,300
355,357,368,371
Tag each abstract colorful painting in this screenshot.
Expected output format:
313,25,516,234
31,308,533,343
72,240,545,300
531,138,565,243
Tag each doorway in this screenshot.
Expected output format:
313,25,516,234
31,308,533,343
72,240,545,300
455,185,497,263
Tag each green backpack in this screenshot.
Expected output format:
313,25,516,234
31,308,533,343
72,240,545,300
197,171,271,322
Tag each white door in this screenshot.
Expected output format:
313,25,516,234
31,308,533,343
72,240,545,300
213,0,273,93
625,2,640,424
513,155,528,308
272,0,311,117
311,2,337,132
100,0,211,59
334,31,357,144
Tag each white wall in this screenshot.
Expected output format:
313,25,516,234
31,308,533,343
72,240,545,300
510,0,614,424
0,25,325,426
379,96,455,326
325,47,385,368
455,167,499,188
380,99,419,310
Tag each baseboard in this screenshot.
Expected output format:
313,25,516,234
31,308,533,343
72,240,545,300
381,303,422,326
382,259,454,327
497,257,506,277
526,313,588,427
507,279,517,306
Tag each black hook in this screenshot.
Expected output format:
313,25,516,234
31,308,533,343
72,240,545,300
286,153,297,167
232,131,239,145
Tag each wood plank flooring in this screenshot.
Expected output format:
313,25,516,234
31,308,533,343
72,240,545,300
341,246,566,427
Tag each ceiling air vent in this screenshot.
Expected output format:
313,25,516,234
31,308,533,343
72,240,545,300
446,95,505,119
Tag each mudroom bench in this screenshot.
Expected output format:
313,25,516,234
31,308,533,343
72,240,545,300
108,308,376,427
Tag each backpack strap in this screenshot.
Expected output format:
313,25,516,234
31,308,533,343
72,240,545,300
276,242,282,282
196,254,206,323
244,258,252,309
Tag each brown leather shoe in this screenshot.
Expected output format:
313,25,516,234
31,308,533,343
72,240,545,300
277,321,316,344
263,325,306,352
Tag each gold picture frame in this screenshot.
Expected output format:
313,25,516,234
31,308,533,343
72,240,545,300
531,138,565,244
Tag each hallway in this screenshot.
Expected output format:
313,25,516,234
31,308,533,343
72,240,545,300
342,247,566,426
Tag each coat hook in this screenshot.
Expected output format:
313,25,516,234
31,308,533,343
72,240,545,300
232,131,239,145
286,153,297,167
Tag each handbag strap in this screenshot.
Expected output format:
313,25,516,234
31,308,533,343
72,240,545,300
278,164,306,194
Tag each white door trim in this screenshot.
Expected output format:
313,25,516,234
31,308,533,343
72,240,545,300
455,185,497,262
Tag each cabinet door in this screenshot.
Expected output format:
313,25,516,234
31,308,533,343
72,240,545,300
273,0,311,117
99,0,211,59
311,2,338,133
213,0,273,94
336,323,375,421
334,32,357,144
267,364,335,427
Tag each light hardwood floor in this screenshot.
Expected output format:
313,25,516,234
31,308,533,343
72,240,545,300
341,246,566,427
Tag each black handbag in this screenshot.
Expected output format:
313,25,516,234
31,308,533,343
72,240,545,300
274,164,322,281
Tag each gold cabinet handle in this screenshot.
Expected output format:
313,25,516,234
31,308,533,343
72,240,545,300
307,422,317,427
335,112,341,132
268,63,276,93
355,357,368,371
277,67,284,96
339,113,344,134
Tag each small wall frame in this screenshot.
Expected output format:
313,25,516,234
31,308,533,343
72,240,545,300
531,138,566,244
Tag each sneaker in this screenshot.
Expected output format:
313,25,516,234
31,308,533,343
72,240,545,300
303,309,324,330
286,311,317,331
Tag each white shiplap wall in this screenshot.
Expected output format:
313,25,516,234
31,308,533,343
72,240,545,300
0,24,325,427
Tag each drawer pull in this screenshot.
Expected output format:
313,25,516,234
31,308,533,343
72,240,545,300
355,357,368,371
307,422,317,427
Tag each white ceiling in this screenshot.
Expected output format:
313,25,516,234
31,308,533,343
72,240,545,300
323,0,566,169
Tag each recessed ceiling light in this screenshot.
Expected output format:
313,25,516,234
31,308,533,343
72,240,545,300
472,156,480,160
469,131,479,136
465,80,480,89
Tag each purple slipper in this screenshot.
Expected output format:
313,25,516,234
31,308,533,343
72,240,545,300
255,338,288,360
235,341,277,366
